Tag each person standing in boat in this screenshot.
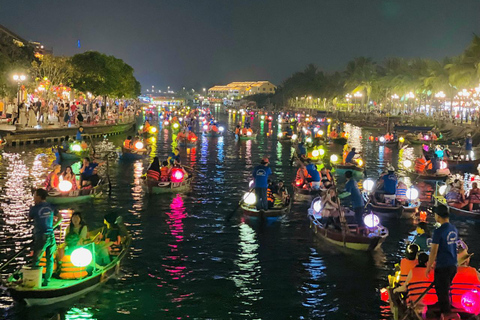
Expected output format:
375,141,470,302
381,166,398,195
425,206,458,318
29,188,63,286
252,157,272,211
465,133,473,161
344,170,365,226
344,147,360,165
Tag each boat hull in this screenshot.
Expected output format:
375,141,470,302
241,202,290,218
46,185,104,204
146,178,192,194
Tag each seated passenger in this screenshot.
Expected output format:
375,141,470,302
44,165,61,191
58,233,89,279
399,243,420,284
468,182,480,211
451,243,480,309
445,181,468,209
62,166,78,190
187,131,197,141
160,161,171,182
320,167,333,189
177,130,186,140
95,213,123,266
82,167,100,188
296,163,308,188
147,157,161,181
123,136,133,149
412,222,431,252
321,188,340,230
241,127,248,136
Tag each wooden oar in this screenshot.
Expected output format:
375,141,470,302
182,165,204,176
0,241,32,272
87,134,96,156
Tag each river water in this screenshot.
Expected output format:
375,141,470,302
1,109,480,320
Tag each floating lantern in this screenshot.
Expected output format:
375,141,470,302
247,131,252,136
291,134,298,140
203,125,208,131
306,137,312,143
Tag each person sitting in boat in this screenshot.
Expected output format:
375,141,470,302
434,145,444,160
305,160,321,190
147,157,161,181
143,120,151,133
266,185,275,209
123,136,133,150
80,137,88,151
62,166,78,190
321,188,341,230
395,180,408,201
235,122,241,135
44,164,62,191
320,167,333,189
211,123,219,133
82,167,100,188
340,131,347,138
414,155,431,174
57,212,89,263
95,212,123,266
177,129,187,141
168,148,181,166
160,161,172,182
431,132,438,141
445,180,468,209
417,132,423,140
80,158,102,186
61,135,71,152
187,131,197,142
394,252,437,309
57,233,89,280
286,126,293,137
297,142,307,160
398,243,420,284
451,242,480,309
296,162,309,188
412,222,431,252
468,182,480,211
275,180,290,205
344,147,359,165
329,129,338,139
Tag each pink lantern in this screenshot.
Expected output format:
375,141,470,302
461,289,480,314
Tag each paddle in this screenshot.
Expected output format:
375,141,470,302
182,165,204,176
0,241,32,272
226,189,253,222
87,134,96,156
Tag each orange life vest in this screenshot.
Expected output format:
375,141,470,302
267,188,274,203
247,128,253,134
406,267,437,305
147,169,160,181
399,258,418,284
415,158,427,173
123,139,131,149
235,128,240,135
59,254,88,279
212,125,218,132
296,168,308,184
160,167,170,181
39,251,57,274
241,128,248,135
451,266,480,308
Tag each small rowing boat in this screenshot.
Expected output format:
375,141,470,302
415,172,448,182
446,158,480,172
241,199,291,218
434,196,480,221
145,176,193,194
291,183,323,201
202,131,222,137
6,232,131,307
237,133,257,140
333,163,364,173
331,137,347,145
307,198,388,251
46,182,106,205
120,146,149,160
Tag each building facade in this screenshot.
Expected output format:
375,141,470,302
208,81,276,99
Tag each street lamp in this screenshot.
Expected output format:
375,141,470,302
12,74,26,106
353,92,362,110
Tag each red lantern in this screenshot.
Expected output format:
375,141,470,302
295,179,303,187
171,168,184,183
380,288,389,302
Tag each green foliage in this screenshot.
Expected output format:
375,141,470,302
31,55,74,98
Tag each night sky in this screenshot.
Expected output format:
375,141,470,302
1,0,479,91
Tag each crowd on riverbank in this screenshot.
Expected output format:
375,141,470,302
0,99,138,128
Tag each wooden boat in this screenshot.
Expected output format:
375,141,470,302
120,146,148,160
394,124,433,132
145,176,193,194
415,172,447,182
58,149,90,162
202,131,222,137
241,199,291,218
446,158,480,172
333,163,364,173
237,133,257,140
368,196,404,219
46,182,106,204
292,183,323,200
382,140,399,148
434,197,480,221
6,232,131,307
331,137,347,145
177,138,197,147
307,201,388,251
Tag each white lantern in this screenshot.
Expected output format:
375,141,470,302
406,187,419,201
363,213,380,228
363,179,375,192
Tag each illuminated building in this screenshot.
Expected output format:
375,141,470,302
208,81,276,98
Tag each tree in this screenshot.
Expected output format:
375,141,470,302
30,55,74,99
344,57,378,108
447,35,480,89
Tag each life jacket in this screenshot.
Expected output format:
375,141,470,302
188,132,197,141
59,254,88,279
329,131,338,138
321,170,332,183
177,132,186,139
267,188,274,203
160,167,170,181
414,158,427,173
399,258,418,284
341,132,346,138
247,128,253,134
241,128,248,135
38,251,57,274
296,168,308,184
235,128,240,135
212,125,218,132
147,169,160,181
123,139,131,149
451,266,480,308
406,267,437,305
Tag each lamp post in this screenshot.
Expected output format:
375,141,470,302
12,74,26,106
345,94,352,111
353,92,362,111
391,94,399,114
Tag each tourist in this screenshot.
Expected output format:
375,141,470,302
451,242,480,309
65,212,88,246
321,188,340,230
80,157,102,185
44,164,61,191
345,147,359,165
76,126,84,141
399,243,420,284
465,133,473,161
296,161,308,188
425,205,458,317
468,182,480,211
123,136,133,149
168,148,181,165
147,157,161,181
445,180,468,209
95,212,123,266
344,170,365,226
160,161,172,181
83,167,100,188
320,166,333,189
29,188,63,286
413,222,431,252
27,104,37,127
381,166,398,195
252,157,272,211
62,166,78,190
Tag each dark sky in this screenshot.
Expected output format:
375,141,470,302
1,0,479,91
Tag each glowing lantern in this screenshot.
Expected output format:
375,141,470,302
247,131,252,136
58,180,73,193
290,118,295,122
424,135,430,141
134,141,144,150
164,121,170,126
318,130,324,136
363,213,380,228
71,144,82,152
379,136,385,143
312,150,320,158
319,149,325,156
306,137,312,143
278,119,282,123
219,127,224,132
363,179,375,192
171,168,185,182
261,115,265,120
380,288,389,302
243,192,256,205
399,137,405,143
295,179,303,186
419,211,427,222
356,159,364,167
406,188,419,201
203,125,208,131
461,289,480,314
403,160,412,168
173,123,179,129
439,185,447,195
149,127,157,134
70,247,93,267
440,161,447,170
330,154,339,163
313,200,322,213
278,133,283,138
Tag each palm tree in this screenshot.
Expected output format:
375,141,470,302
344,57,378,111
446,35,480,89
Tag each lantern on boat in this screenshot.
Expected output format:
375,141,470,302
363,213,380,228
219,127,224,132
295,179,303,187
440,161,447,170
247,131,252,136
171,168,184,182
70,247,93,267
173,123,179,129
330,154,339,163
312,150,320,158
71,144,82,152
318,148,325,156
149,127,157,134
261,115,265,120
439,185,447,196
203,125,208,131
291,134,298,141
363,179,375,192
243,192,256,205
356,159,364,167
380,288,389,302
278,133,283,138
313,199,322,213
164,121,170,126
306,137,312,144
58,180,73,193
399,137,405,143
403,160,412,169
461,289,480,315
406,187,419,201
379,136,385,143
318,130,324,136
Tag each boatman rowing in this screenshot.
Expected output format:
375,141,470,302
252,157,273,211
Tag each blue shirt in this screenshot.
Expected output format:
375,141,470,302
252,165,272,188
345,150,356,163
83,163,98,177
466,137,473,151
432,222,458,268
76,130,82,141
382,173,398,194
306,164,320,182
298,144,306,155
29,202,55,236
345,178,365,208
